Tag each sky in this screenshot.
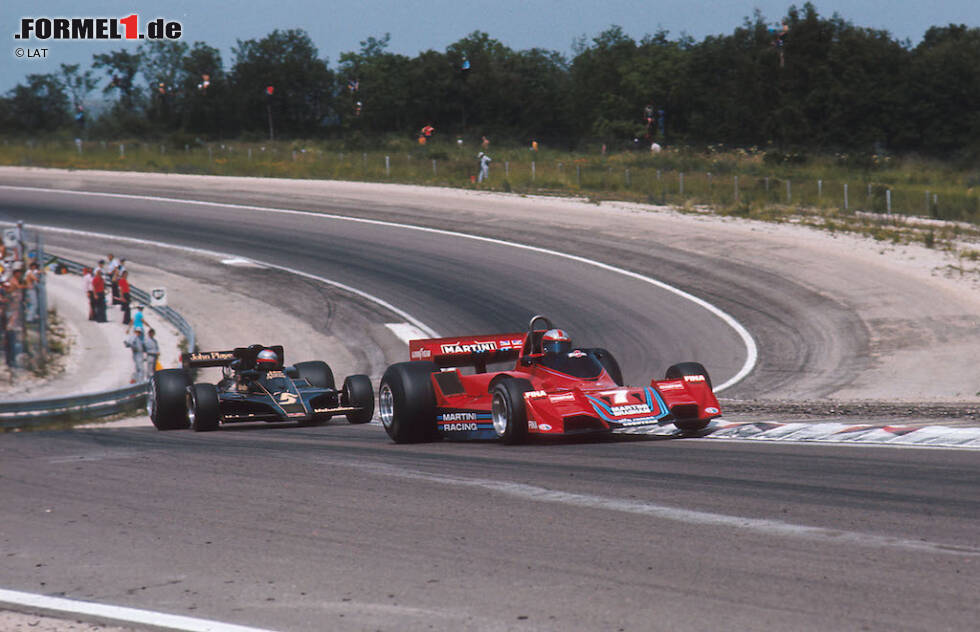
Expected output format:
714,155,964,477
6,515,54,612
3,1,978,94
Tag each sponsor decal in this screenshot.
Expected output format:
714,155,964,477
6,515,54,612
659,382,684,391
525,390,547,399
684,374,706,382
267,370,285,378
600,389,632,404
189,351,234,362
441,412,478,422
549,393,576,403
567,350,586,358
705,407,720,415
610,404,652,416
618,416,659,426
528,419,538,430
288,412,305,417
539,424,552,431
313,408,333,414
442,422,479,431
276,392,298,405
410,347,432,360
440,341,498,354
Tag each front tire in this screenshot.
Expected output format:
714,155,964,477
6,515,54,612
342,374,375,424
149,369,190,430
490,378,533,444
295,360,335,389
378,362,438,443
188,383,220,432
665,362,712,432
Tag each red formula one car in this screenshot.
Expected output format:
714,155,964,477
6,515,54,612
378,315,722,443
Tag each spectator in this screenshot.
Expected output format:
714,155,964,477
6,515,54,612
118,269,132,325
111,258,127,307
24,261,42,323
92,268,107,323
144,327,160,377
104,254,120,306
82,267,95,321
124,326,146,383
3,269,25,368
477,151,492,183
131,303,145,333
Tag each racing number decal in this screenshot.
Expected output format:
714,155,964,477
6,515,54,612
600,390,630,404
277,392,298,405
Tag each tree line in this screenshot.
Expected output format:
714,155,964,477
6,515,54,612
2,3,978,158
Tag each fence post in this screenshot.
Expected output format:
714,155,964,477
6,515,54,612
576,165,581,186
532,161,536,181
75,139,82,154
248,148,252,161
818,179,822,199
37,232,47,367
119,143,124,157
886,189,892,214
925,190,929,213
679,172,684,195
505,161,509,177
734,175,739,203
844,183,849,210
786,179,791,204
625,168,631,188
765,176,770,192
208,146,213,162
432,159,437,176
385,155,390,176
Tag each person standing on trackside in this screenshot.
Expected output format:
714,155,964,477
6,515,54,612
125,326,146,383
83,266,95,321
92,268,107,322
118,269,132,325
24,261,41,323
477,151,491,183
144,327,160,377
131,303,145,333
3,269,25,368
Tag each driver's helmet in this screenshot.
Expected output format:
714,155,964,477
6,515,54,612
541,328,572,355
256,348,278,369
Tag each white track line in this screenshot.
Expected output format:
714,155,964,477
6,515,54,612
2,184,757,392
349,462,980,557
0,588,276,632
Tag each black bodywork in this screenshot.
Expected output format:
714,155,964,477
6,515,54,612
182,345,359,424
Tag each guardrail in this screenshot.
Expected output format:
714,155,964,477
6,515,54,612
0,256,196,427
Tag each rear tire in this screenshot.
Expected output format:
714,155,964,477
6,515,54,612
342,374,375,424
665,362,712,432
295,361,335,389
149,369,190,430
378,362,438,443
490,378,533,444
188,383,220,432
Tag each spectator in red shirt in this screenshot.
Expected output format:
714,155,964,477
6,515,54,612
118,269,132,325
92,268,107,323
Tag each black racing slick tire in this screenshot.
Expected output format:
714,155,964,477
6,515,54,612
149,369,190,430
665,362,712,432
188,383,220,432
490,378,534,445
378,362,438,443
587,348,624,386
342,374,375,424
295,361,335,390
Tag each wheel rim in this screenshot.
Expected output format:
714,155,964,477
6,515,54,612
186,392,196,428
147,379,156,419
379,383,394,429
491,391,509,436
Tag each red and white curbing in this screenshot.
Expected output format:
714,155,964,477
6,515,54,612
702,419,980,448
614,419,980,448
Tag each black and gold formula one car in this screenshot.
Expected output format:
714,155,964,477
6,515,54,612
148,344,374,431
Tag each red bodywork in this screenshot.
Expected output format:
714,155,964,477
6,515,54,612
408,329,721,439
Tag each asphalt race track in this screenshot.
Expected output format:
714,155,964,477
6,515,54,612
1,184,978,631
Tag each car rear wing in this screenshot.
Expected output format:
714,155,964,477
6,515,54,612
409,333,527,371
182,345,284,370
